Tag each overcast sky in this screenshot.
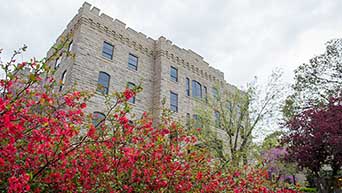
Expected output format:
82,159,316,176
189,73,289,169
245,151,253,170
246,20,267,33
1,0,342,87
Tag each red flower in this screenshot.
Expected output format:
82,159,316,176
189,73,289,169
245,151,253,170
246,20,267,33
196,171,203,180
123,88,135,101
80,103,87,109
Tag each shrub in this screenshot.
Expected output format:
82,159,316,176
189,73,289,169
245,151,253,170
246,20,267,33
0,47,299,192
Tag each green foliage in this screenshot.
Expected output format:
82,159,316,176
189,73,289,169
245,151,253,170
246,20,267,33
194,70,286,166
261,131,284,150
286,38,342,116
299,187,317,192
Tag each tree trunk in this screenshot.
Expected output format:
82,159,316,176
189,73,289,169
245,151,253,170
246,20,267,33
292,175,296,185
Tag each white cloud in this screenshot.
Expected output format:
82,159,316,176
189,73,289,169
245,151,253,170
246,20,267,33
1,0,342,87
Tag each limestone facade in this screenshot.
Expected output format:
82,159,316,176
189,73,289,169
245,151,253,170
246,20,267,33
47,2,240,125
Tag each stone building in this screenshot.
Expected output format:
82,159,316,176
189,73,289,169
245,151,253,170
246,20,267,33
47,2,240,126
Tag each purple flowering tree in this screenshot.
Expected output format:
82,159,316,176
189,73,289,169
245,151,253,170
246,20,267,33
262,147,297,184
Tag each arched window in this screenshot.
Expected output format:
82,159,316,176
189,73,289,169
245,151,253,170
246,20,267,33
192,80,202,98
54,54,62,69
92,112,105,127
59,70,67,92
68,40,73,52
127,82,136,104
97,72,110,94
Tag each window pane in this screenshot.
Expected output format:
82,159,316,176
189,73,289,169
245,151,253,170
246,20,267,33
212,87,219,99
55,55,62,69
170,91,178,112
59,70,67,92
97,72,110,94
236,105,242,119
215,111,220,128
227,101,232,112
192,80,202,98
186,113,190,129
193,114,202,128
127,82,136,104
68,40,73,52
186,78,190,96
93,112,105,126
170,66,178,82
102,42,113,60
128,54,138,70
204,86,208,103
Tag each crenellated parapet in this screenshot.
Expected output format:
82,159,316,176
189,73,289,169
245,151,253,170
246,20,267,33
77,2,232,87
77,2,155,57
54,2,235,90
156,36,228,86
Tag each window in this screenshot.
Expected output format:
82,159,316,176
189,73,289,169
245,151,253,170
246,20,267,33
68,40,73,52
93,112,105,127
193,114,202,128
215,111,221,128
170,91,178,112
102,41,114,60
227,101,232,112
204,86,208,103
186,78,190,96
192,80,202,98
170,66,178,82
127,82,136,104
212,87,219,99
54,55,62,69
128,53,138,70
186,113,191,129
59,70,67,92
236,105,242,119
97,72,110,95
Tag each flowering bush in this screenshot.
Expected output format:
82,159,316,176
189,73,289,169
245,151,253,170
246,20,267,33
0,47,299,192
262,147,298,185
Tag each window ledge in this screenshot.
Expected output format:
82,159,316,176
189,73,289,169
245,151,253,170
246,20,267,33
100,55,113,62
127,67,138,72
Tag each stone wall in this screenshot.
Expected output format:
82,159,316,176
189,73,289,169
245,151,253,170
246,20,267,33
47,1,241,125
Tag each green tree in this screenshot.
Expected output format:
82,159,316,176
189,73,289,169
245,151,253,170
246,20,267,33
283,39,342,118
195,70,286,166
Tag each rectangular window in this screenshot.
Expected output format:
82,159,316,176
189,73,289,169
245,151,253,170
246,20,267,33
204,86,208,103
227,101,232,112
127,82,136,104
102,41,114,60
128,53,138,70
193,114,202,128
192,80,202,98
186,113,191,129
212,87,219,99
236,105,242,119
170,66,178,82
170,91,178,112
215,111,220,128
186,78,190,96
